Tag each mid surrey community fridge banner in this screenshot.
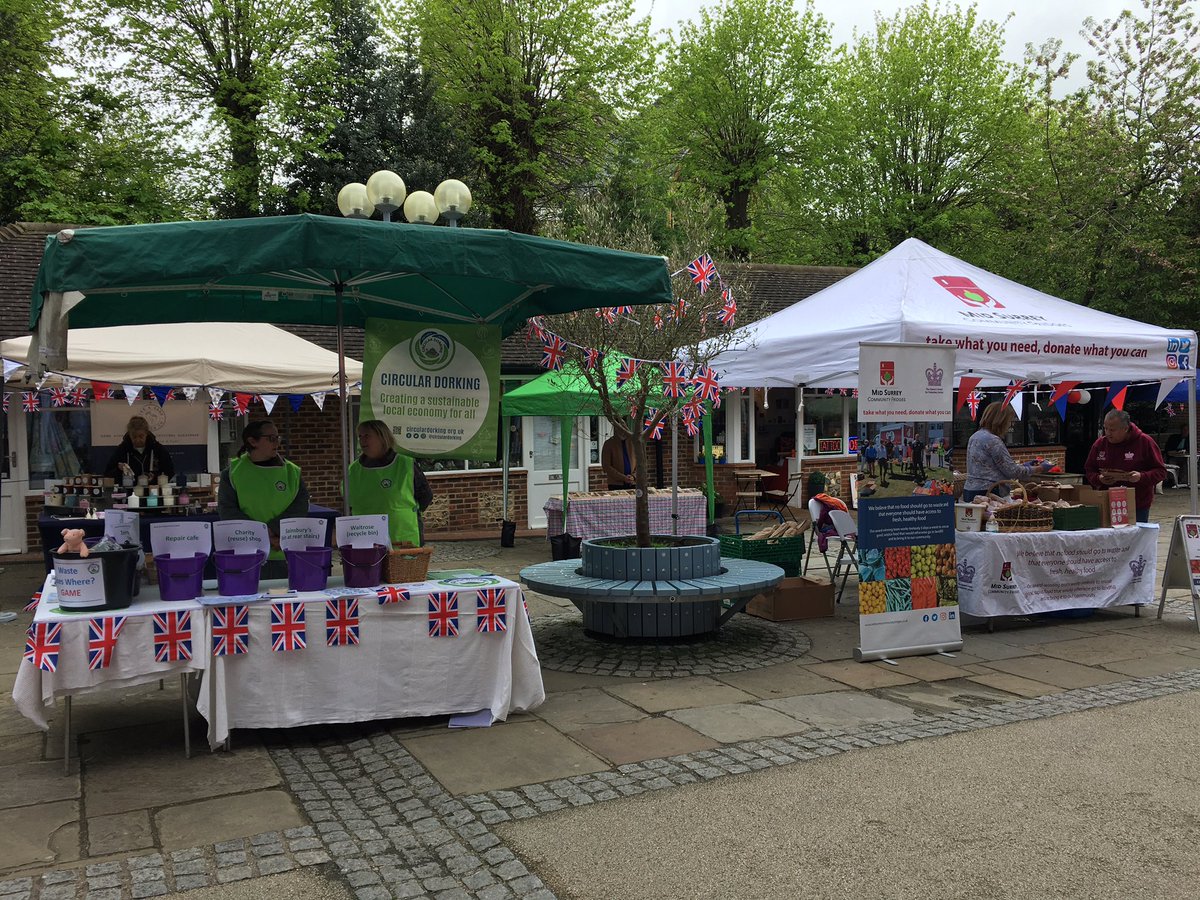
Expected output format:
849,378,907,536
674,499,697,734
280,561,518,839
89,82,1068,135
857,342,955,421
362,319,501,459
855,495,962,662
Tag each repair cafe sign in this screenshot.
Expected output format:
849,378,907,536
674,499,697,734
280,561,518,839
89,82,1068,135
858,342,955,423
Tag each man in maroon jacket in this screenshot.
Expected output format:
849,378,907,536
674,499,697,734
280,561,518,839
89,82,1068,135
1084,409,1167,523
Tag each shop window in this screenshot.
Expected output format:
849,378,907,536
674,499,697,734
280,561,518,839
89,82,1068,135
27,398,90,489
804,395,845,455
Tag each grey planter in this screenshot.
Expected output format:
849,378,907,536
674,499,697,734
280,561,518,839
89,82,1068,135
580,535,721,581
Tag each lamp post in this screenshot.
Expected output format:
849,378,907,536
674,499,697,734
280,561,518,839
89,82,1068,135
338,171,472,226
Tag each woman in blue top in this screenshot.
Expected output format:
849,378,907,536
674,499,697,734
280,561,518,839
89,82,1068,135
963,403,1053,502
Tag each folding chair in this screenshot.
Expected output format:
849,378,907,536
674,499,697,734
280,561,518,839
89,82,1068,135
760,473,802,523
826,509,859,604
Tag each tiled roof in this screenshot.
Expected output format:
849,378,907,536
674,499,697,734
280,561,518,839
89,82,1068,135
0,223,857,372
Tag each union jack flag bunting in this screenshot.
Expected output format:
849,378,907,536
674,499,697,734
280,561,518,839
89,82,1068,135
50,387,69,407
24,591,41,612
68,388,87,406
24,622,62,672
476,588,507,634
208,403,225,422
615,357,640,386
717,290,737,326
91,381,113,399
540,334,568,371
325,597,360,647
644,409,664,440
613,306,634,316
682,393,704,420
87,616,126,670
428,592,459,637
662,361,689,398
526,316,546,341
686,254,717,292
583,348,601,370
596,307,616,325
691,366,720,402
211,605,250,656
670,298,687,322
270,601,306,651
683,417,700,437
22,391,40,412
2,394,8,413
233,392,253,414
377,585,410,605
153,611,192,662
967,390,984,419
653,310,664,330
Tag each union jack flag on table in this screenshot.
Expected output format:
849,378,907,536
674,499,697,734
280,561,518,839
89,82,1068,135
377,585,410,605
50,387,70,407
475,588,507,634
24,622,62,672
428,592,459,637
270,601,306,651
662,361,689,398
686,254,717,292
325,597,360,647
539,334,568,371
691,366,721,402
22,391,40,412
153,611,192,662
87,616,127,670
615,357,640,386
211,605,250,656
644,409,664,440
24,591,41,613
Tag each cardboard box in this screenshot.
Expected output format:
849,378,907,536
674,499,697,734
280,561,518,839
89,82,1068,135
1075,486,1110,526
747,576,835,621
1076,485,1134,527
1057,484,1079,502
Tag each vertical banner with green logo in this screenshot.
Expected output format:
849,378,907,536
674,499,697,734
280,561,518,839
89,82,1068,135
361,319,500,459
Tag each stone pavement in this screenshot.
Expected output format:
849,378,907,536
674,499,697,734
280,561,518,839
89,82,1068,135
1,489,1199,898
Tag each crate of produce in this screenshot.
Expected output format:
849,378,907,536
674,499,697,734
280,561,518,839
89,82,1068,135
719,528,805,577
1052,505,1101,531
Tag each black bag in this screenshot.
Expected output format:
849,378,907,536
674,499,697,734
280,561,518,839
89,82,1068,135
500,519,517,548
549,532,582,560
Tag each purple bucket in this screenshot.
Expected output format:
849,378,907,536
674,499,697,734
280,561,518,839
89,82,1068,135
215,549,266,596
339,543,388,588
154,552,208,602
286,546,332,592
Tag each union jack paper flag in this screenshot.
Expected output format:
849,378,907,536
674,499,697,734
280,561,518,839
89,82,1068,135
87,616,126,670
270,601,306,651
613,306,634,316
377,585,410,605
68,388,87,406
2,394,8,413
153,610,192,662
686,254,717,292
540,334,568,371
208,403,225,422
653,310,664,330
596,307,617,325
662,361,689,398
24,622,62,672
50,387,69,407
428,592,459,637
644,409,664,441
717,295,737,326
325,597,360,647
967,390,984,419
24,591,41,612
211,605,250,656
22,391,40,412
583,348,601,370
691,366,720,402
615,357,640,386
669,298,687,322
526,316,546,341
683,417,700,437
475,588,507,634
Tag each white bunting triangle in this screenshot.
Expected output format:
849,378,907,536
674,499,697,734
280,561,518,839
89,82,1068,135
36,374,49,390
260,394,278,415
1,358,22,380
1010,389,1023,420
207,387,224,406
122,385,142,405
1157,378,1185,409
180,386,199,402
311,391,326,411
61,375,81,393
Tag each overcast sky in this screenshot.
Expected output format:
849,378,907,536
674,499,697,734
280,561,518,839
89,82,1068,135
634,0,1135,76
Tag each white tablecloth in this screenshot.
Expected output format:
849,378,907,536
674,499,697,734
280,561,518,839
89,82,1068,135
12,574,205,729
197,572,545,748
545,491,707,540
956,525,1158,618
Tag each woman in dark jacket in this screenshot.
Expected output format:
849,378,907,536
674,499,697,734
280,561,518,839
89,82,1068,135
104,416,176,480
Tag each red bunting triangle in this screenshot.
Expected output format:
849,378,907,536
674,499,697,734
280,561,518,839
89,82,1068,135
956,376,982,414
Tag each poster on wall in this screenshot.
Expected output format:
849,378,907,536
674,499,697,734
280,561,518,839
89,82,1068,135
1157,516,1200,631
855,495,962,662
858,342,954,421
361,319,500,459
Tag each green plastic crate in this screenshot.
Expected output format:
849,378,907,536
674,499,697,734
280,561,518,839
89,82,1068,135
1053,505,1101,531
718,533,804,577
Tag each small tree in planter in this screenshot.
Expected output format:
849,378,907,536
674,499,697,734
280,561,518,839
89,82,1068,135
531,255,758,547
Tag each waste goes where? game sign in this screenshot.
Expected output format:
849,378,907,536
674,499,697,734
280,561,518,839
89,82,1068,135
855,494,962,662
362,318,500,459
858,342,954,421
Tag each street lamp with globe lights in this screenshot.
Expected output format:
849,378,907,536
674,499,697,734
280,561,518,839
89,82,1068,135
338,171,471,226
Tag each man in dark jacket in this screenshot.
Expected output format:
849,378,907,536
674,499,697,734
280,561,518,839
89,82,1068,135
1084,410,1166,523
103,415,176,480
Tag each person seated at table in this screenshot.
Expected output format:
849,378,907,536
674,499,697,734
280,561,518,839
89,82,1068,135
103,415,176,481
347,419,433,546
1085,409,1166,523
218,419,309,579
962,403,1053,502
602,433,637,490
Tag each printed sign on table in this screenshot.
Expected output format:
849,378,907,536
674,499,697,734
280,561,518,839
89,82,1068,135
52,557,107,609
855,495,962,661
103,509,140,545
150,521,212,559
336,515,390,549
213,520,270,556
857,342,955,421
279,517,329,552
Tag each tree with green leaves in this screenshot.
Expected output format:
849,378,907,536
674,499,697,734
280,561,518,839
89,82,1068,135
653,0,832,260
398,0,654,234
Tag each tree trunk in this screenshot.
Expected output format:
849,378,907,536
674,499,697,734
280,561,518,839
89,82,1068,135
633,434,651,547
214,80,264,218
722,183,753,260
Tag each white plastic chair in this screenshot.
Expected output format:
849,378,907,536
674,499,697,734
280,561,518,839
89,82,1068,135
827,509,859,604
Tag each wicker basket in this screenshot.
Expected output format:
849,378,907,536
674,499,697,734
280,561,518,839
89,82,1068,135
383,544,434,584
951,473,967,500
992,502,1053,533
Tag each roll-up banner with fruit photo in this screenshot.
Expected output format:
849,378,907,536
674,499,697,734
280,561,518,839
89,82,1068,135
855,495,963,662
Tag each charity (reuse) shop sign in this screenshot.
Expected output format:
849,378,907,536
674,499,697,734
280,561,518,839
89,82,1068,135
858,342,954,421
362,319,500,459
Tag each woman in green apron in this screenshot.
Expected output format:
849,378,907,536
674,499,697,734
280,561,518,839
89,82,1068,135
347,420,433,546
217,420,310,579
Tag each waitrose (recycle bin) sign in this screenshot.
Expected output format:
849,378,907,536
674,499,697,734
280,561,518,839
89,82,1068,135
361,319,500,459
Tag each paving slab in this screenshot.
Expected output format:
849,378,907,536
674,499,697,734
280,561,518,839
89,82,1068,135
951,635,1035,661
713,661,850,699
533,688,645,732
0,733,42,766
982,655,1126,690
0,760,79,810
966,672,1059,698
156,789,304,849
85,809,154,856
604,676,756,714
402,720,608,795
570,717,721,765
872,656,963,681
665,703,807,743
1029,632,1188,665
802,661,918,690
540,669,635,693
761,692,917,728
171,869,354,899
874,679,1019,715
980,623,1094,646
1101,654,1200,678
0,799,78,873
